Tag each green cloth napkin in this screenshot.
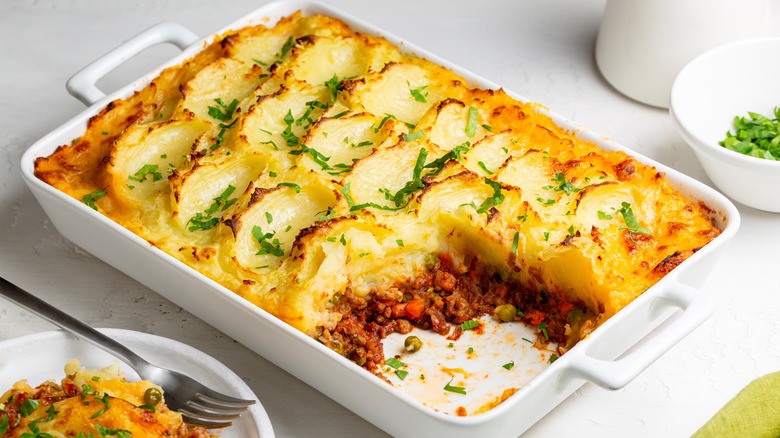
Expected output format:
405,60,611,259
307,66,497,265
693,371,780,438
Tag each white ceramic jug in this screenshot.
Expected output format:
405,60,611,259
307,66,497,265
595,0,772,108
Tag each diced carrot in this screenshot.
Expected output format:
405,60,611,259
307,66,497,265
437,252,454,272
525,309,546,325
391,303,407,319
558,300,575,315
405,299,425,319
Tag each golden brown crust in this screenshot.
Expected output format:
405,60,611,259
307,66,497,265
33,12,720,378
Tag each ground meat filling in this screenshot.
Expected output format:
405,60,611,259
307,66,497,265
323,254,592,374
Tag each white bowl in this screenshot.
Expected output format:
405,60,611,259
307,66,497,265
670,37,780,213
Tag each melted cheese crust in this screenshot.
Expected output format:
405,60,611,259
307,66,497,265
35,12,720,339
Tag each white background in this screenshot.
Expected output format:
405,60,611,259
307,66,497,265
1,1,779,436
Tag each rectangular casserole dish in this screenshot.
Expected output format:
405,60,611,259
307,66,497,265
20,1,740,436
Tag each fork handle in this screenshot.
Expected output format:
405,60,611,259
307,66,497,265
0,276,148,372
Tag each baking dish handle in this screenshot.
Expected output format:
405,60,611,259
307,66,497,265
66,22,199,106
566,282,714,390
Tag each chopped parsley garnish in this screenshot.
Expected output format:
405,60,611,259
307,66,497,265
474,178,504,214
350,140,374,148
465,106,479,137
617,202,650,234
461,319,479,330
276,36,295,62
96,424,132,438
550,353,559,363
260,139,279,150
209,117,238,151
0,414,7,434
128,164,162,183
187,185,237,232
543,231,550,241
396,239,404,247
277,182,302,193
408,82,429,103
372,114,397,133
207,98,239,121
551,172,582,195
536,197,555,206
477,161,494,175
319,208,337,221
388,148,428,207
598,210,612,220
324,74,344,103
252,225,285,256
403,130,425,142
341,183,401,213
82,188,107,211
90,393,110,419
281,109,300,147
265,211,273,224
538,323,549,340
502,360,515,370
511,231,520,255
444,378,467,395
422,142,470,175
297,100,330,128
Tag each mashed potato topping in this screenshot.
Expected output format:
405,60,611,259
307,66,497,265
34,12,720,378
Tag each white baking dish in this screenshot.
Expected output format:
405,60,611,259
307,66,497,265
20,1,740,436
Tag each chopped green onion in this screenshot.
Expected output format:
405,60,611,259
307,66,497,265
461,319,479,330
720,107,780,160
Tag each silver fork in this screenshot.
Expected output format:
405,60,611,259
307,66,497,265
0,276,255,428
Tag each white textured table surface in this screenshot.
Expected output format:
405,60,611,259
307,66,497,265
2,1,780,436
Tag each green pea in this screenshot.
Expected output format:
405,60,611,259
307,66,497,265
404,335,422,353
494,304,517,322
143,387,163,406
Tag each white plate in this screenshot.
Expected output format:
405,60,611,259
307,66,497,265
0,328,274,438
